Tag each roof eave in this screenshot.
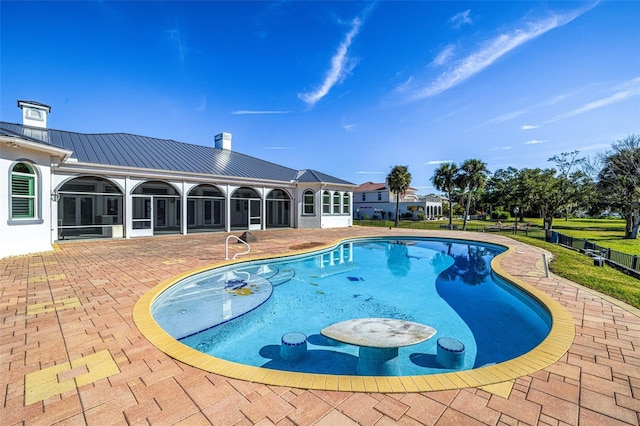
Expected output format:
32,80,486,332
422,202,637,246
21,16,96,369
55,161,299,187
1,135,72,162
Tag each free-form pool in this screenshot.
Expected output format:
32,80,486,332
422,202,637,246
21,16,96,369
151,237,551,376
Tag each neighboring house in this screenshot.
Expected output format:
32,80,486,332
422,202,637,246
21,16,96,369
0,101,355,258
352,182,442,220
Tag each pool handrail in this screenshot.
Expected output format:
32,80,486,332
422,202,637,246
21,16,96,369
225,234,251,260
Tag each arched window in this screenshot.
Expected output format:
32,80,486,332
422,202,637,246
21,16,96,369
303,190,315,214
322,191,331,214
11,162,36,219
332,192,340,214
342,192,350,214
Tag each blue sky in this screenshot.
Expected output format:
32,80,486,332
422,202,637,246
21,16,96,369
2,1,638,193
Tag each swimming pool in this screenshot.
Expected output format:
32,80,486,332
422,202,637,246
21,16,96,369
150,237,551,377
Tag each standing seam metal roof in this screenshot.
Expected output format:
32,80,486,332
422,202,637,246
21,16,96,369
0,122,354,185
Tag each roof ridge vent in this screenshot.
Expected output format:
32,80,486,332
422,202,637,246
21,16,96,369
18,100,51,129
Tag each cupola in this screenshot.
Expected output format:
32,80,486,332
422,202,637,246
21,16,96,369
17,100,51,129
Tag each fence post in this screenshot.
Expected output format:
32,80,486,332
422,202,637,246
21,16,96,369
607,248,611,260
633,255,638,271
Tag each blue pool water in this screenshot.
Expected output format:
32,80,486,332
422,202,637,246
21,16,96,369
152,238,551,376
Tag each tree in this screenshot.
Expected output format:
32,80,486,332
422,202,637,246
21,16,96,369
457,159,489,231
522,158,591,230
597,134,640,239
431,162,459,229
387,165,412,227
524,168,562,229
483,167,518,211
548,150,588,221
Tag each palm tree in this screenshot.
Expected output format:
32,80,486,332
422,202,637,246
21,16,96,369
387,165,412,227
431,162,459,229
458,159,489,231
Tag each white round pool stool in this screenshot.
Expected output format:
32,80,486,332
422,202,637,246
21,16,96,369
436,337,465,369
280,332,308,361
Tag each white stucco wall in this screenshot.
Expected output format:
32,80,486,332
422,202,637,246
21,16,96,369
320,214,352,228
0,145,55,258
295,186,322,229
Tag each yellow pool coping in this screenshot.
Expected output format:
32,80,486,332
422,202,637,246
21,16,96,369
133,235,575,393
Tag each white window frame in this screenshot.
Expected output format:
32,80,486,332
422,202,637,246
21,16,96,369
332,192,340,214
342,192,350,214
322,191,331,214
8,161,43,224
303,189,315,215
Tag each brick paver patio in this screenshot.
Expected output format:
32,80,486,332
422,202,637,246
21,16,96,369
1,227,639,425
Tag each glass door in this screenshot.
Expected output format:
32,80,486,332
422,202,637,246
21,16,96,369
249,199,261,230
132,196,153,237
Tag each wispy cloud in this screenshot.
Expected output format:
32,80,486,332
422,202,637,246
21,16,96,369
343,123,357,131
397,3,597,101
425,160,454,165
430,44,456,67
491,146,513,151
298,11,368,108
194,96,207,113
264,146,294,150
231,110,290,115
547,76,640,123
165,28,187,63
478,90,581,129
449,10,472,29
481,109,527,126
524,139,547,144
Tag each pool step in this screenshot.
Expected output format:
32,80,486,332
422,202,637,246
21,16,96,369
266,266,296,286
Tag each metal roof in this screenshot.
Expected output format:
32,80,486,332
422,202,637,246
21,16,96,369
0,122,354,185
17,100,52,112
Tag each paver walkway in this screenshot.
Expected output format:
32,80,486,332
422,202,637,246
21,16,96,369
1,227,639,425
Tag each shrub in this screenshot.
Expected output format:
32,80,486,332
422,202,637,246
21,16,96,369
492,210,511,220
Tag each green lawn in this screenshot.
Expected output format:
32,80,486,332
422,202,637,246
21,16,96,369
526,218,638,254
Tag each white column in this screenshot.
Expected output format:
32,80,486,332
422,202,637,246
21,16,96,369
181,181,187,235
225,184,231,232
262,187,267,230
125,176,132,239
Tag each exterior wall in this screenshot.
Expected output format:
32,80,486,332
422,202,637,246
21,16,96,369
357,188,420,204
0,144,55,258
295,186,352,229
320,189,352,228
321,214,352,228
295,186,322,229
359,190,391,203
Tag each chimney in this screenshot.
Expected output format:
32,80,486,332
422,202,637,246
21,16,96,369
18,100,51,129
214,132,232,150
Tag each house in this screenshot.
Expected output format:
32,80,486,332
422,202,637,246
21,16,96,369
352,182,442,220
0,100,355,258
